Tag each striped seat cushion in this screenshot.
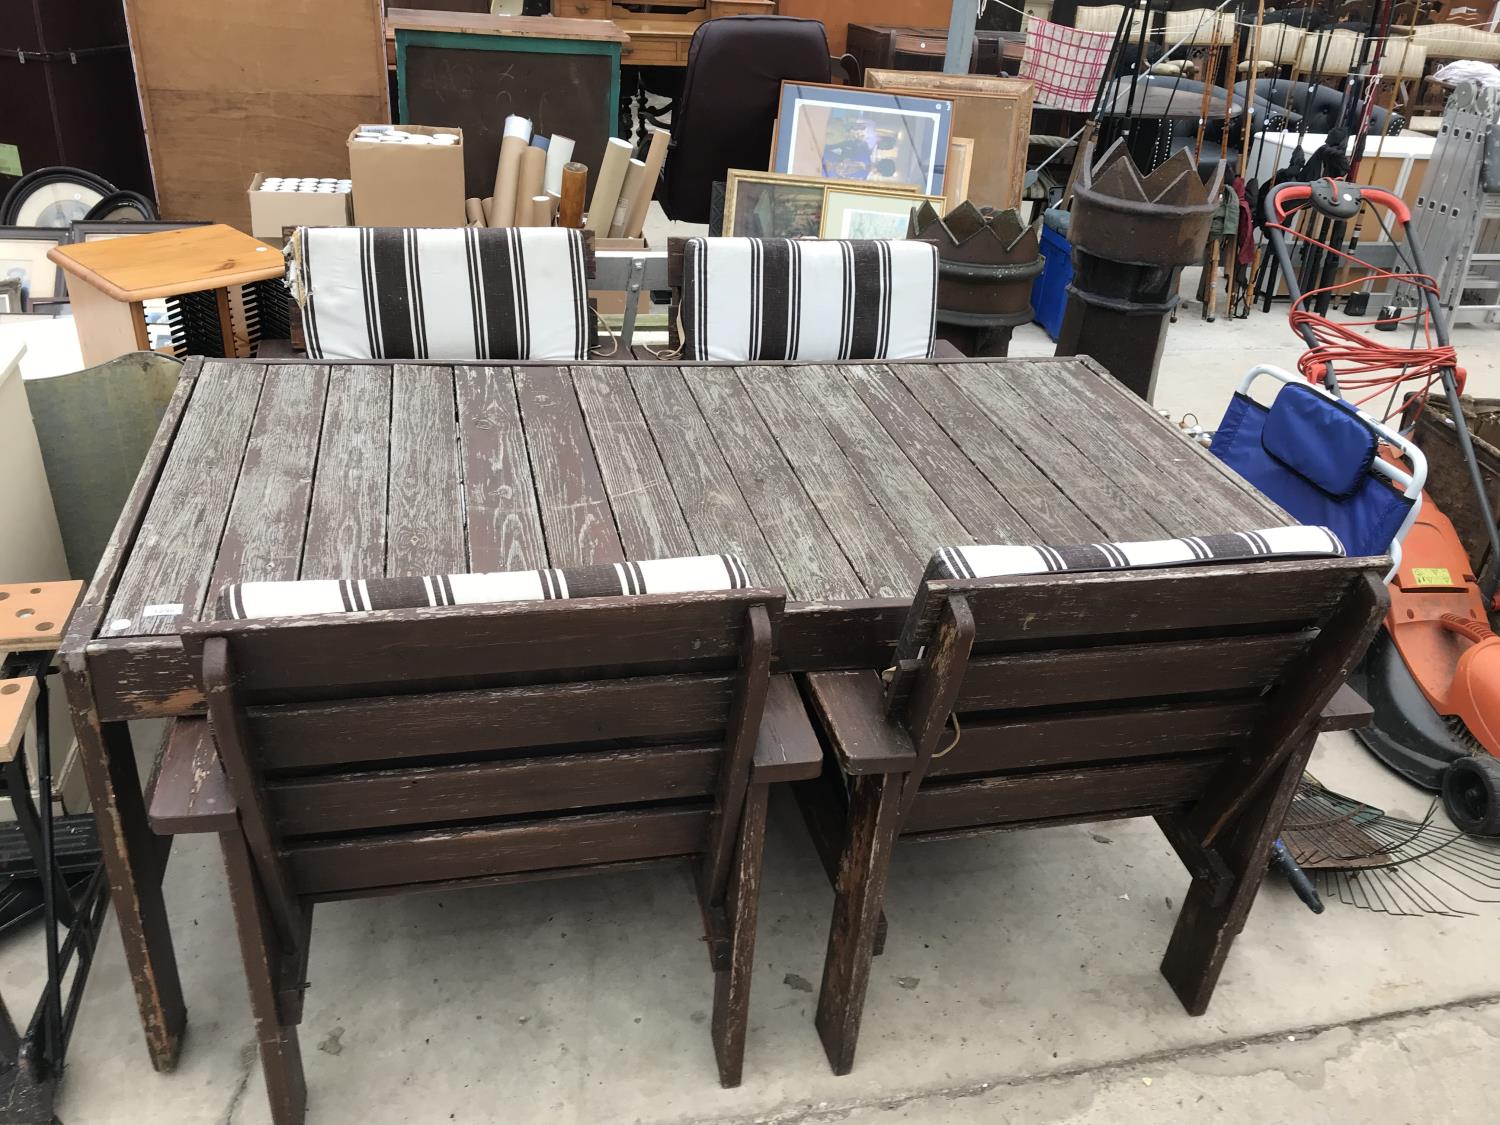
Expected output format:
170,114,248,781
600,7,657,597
220,554,752,620
926,526,1344,581
678,237,937,362
291,226,589,361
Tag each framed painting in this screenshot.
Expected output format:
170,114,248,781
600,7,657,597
723,170,835,238
771,82,952,196
0,228,66,308
862,70,1034,210
820,185,944,239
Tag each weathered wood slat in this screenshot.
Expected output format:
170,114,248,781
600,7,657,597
955,631,1314,712
751,675,824,783
571,365,696,560
1073,354,1289,526
686,367,864,601
999,359,1242,536
890,363,1102,542
798,365,972,558
515,366,624,567
942,362,1171,540
626,367,786,589
105,361,267,637
739,366,919,597
286,806,712,894
146,718,236,834
206,364,330,610
804,671,917,774
301,365,390,581
269,744,722,835
927,701,1261,776
454,365,547,573
1018,360,1273,532
388,364,465,576
249,674,736,770
838,364,1037,543
907,754,1229,834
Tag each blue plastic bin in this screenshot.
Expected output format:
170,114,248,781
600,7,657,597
1031,223,1073,341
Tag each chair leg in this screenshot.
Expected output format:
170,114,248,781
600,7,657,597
1160,732,1318,1015
815,772,902,1076
793,770,889,955
220,829,307,1125
711,782,768,1088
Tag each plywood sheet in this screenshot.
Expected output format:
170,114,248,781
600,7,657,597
125,0,389,230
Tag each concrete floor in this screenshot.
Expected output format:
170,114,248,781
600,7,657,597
7,267,1500,1124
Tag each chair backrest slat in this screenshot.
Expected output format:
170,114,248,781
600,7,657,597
191,589,781,900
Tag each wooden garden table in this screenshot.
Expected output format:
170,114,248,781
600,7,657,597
58,355,1292,1069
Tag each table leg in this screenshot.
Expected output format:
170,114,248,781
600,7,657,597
62,665,185,1071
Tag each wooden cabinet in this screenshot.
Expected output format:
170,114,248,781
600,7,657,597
776,0,955,56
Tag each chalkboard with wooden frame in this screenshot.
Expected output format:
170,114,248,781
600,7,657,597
390,10,628,199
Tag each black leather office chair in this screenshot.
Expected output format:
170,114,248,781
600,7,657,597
658,16,834,224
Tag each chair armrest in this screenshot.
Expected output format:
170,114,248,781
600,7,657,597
1318,684,1373,733
804,670,917,776
146,717,238,835
751,675,823,782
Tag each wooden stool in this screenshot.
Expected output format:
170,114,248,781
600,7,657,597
47,225,285,367
0,578,105,1119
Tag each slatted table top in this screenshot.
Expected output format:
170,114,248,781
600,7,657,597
64,356,1292,719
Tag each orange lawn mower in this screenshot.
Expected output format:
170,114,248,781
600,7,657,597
1211,176,1500,835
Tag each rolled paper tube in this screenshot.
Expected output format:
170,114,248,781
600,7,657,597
558,162,588,228
610,159,648,238
481,196,495,226
530,196,554,227
516,145,547,224
464,197,483,225
543,134,575,196
531,135,550,152
490,115,532,226
623,128,671,239
544,194,560,225
586,137,633,233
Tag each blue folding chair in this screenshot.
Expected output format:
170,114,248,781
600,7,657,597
1211,365,1427,576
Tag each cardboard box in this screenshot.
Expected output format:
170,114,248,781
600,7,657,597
348,125,466,227
246,174,351,240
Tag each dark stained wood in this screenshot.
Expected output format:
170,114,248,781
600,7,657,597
686,368,864,600
704,606,773,902
804,671,917,774
738,366,920,597
301,365,390,581
798,364,972,555
927,700,1263,776
515,365,624,567
249,674,737,770
711,781,768,1087
182,592,772,695
1319,684,1373,732
269,744,722,836
146,718,237,835
905,754,1230,834
626,366,786,588
106,360,267,637
838,364,1036,543
207,364,330,605
942,362,1170,540
287,806,712,895
455,364,546,573
751,675,824,783
889,363,1102,542
572,364,696,559
953,631,1315,712
895,594,974,816
388,363,465,576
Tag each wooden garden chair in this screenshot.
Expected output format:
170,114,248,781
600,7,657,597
797,527,1385,1074
146,557,819,1123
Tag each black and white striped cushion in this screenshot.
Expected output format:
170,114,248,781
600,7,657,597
926,526,1345,581
679,237,938,362
292,226,589,361
219,554,751,620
